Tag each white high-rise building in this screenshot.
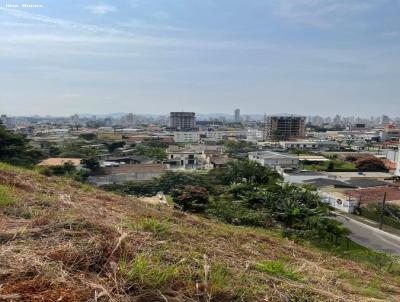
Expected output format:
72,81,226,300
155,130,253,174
234,108,241,122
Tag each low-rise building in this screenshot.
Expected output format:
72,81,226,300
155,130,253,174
165,145,223,170
246,129,264,142
248,151,299,170
279,140,340,151
319,192,356,213
380,124,400,142
173,132,201,143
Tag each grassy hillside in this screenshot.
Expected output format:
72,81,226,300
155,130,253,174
0,163,399,301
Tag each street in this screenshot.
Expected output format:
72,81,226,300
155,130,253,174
335,214,400,255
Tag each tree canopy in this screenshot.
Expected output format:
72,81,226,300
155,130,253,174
0,122,43,166
355,156,387,172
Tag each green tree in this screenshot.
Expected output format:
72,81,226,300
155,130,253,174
0,122,44,166
211,160,282,186
327,161,335,171
171,185,209,212
106,141,126,153
79,133,96,141
133,144,166,161
58,143,97,157
81,157,101,172
355,156,387,172
155,171,213,193
41,162,76,176
102,181,157,197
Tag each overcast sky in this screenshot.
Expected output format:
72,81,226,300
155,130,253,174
0,0,400,117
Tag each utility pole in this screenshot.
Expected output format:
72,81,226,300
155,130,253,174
379,192,387,230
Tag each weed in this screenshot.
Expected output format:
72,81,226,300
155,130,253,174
0,185,16,207
255,259,301,281
120,254,178,288
360,279,387,299
79,183,94,192
209,263,232,293
0,162,25,172
17,207,33,219
138,218,168,238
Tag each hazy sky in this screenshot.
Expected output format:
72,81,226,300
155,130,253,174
1,0,400,117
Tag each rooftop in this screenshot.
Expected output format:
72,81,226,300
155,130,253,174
249,151,298,159
303,178,354,188
325,172,393,179
298,155,329,162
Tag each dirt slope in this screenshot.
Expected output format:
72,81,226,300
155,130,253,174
0,164,399,302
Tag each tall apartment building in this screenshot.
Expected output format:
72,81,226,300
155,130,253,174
234,108,241,122
264,114,306,141
169,112,196,130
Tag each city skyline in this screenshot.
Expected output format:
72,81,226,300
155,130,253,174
1,0,400,116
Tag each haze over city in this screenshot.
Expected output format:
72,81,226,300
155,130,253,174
1,0,400,116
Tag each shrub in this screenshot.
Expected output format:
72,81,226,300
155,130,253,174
102,181,157,197
207,198,272,227
171,185,209,212
40,162,76,176
355,156,387,172
209,263,232,294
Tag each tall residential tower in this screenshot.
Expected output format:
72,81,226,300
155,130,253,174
264,114,306,141
234,108,241,122
169,112,196,130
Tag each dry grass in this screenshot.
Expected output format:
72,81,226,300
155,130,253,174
0,163,399,301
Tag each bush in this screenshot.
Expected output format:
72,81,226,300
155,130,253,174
156,171,215,194
78,133,96,141
171,185,209,212
102,181,157,197
207,198,272,227
40,162,76,176
355,156,387,172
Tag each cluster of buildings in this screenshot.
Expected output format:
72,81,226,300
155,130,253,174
3,110,400,213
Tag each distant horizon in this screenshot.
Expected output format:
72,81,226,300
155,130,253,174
2,111,399,120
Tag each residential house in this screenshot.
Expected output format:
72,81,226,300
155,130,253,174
248,151,299,170
165,145,223,170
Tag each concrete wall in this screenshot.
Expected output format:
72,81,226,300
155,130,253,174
88,172,162,186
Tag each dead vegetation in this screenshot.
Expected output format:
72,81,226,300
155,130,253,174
0,163,399,301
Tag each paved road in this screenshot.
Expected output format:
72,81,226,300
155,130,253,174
335,214,400,255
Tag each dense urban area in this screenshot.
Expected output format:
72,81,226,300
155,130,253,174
1,110,400,301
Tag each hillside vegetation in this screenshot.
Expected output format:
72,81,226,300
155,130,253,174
0,163,400,301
